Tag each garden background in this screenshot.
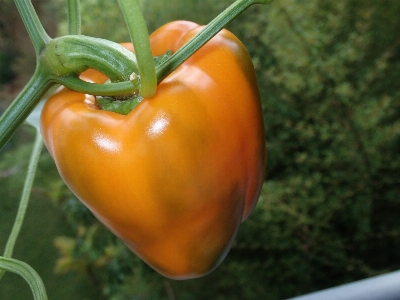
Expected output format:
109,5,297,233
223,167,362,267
1,0,399,299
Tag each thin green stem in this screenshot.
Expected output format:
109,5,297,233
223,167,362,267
0,66,52,151
156,0,272,83
68,0,81,35
58,76,139,96
0,257,48,300
2,132,43,260
118,0,157,98
14,0,51,55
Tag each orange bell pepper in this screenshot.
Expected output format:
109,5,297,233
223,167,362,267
40,21,266,279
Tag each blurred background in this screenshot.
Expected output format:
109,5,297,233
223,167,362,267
1,0,399,299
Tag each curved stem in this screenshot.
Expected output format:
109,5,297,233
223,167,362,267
68,0,81,35
2,132,43,260
14,0,51,55
118,0,157,98
0,66,52,151
41,35,138,81
58,76,139,96
156,0,272,83
0,257,48,300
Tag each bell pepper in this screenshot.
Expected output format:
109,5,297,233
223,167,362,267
40,21,266,279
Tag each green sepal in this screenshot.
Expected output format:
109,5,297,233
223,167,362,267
96,95,143,115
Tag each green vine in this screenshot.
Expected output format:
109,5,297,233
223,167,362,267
0,257,48,300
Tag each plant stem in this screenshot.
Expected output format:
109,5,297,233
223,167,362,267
0,257,48,300
1,131,43,260
156,0,272,83
41,35,138,81
14,0,51,55
0,66,52,151
118,0,157,98
58,76,139,96
68,0,81,35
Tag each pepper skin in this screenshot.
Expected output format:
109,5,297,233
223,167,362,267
40,21,266,279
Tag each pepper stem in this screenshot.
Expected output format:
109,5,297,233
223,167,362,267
41,35,138,81
67,0,81,35
58,76,139,96
156,0,273,83
118,0,157,98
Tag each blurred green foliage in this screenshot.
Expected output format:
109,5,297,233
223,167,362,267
1,0,400,299
0,53,16,84
0,127,104,300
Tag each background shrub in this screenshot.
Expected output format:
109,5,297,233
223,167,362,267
1,0,399,299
